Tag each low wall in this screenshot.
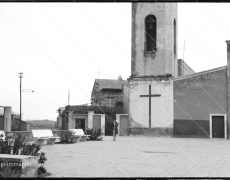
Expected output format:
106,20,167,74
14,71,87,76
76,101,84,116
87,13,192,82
128,127,173,136
6,131,34,142
52,130,69,137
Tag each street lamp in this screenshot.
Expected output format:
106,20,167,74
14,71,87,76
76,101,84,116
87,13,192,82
22,89,34,93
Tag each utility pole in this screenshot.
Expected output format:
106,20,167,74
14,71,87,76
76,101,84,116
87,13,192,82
68,90,70,106
18,72,23,131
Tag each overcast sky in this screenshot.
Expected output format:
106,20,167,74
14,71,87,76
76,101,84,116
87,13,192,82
0,3,229,121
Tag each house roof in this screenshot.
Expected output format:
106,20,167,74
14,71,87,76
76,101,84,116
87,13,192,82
91,79,128,96
65,105,94,112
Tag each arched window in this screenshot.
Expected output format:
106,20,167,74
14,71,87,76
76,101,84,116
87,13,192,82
145,15,157,51
115,102,123,107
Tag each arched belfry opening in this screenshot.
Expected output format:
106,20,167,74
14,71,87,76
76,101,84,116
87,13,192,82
145,15,157,52
174,18,176,56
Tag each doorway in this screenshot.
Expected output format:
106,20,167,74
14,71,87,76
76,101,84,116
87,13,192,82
105,115,113,136
210,114,226,139
119,115,130,136
75,119,85,131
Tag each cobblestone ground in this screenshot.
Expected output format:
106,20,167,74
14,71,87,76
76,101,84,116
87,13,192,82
42,136,230,177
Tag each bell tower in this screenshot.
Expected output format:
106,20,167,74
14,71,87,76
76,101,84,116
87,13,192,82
131,3,178,77
129,3,177,132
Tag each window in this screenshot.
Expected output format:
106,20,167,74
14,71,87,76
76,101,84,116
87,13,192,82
106,97,114,107
145,15,157,51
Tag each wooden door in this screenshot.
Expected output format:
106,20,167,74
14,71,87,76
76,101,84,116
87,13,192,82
119,115,130,136
93,115,101,129
212,116,224,138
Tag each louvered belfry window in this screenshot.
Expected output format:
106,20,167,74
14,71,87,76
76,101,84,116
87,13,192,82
145,15,157,51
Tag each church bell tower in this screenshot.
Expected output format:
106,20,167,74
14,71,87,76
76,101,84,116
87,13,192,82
129,3,178,131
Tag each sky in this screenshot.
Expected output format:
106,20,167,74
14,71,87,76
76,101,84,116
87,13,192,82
0,3,230,121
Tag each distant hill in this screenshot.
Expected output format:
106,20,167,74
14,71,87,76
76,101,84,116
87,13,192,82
26,120,56,130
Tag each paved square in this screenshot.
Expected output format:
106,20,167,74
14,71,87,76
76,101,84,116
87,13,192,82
42,136,230,177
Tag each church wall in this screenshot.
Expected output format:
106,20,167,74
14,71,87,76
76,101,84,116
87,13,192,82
173,67,227,137
129,78,173,128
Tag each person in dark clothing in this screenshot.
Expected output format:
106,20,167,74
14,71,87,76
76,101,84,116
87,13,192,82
112,118,119,141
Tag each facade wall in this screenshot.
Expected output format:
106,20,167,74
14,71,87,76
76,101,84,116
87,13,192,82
123,85,130,114
92,90,123,107
129,78,173,128
174,67,227,137
131,3,178,77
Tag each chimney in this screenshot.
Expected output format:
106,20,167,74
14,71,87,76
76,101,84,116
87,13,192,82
118,75,122,81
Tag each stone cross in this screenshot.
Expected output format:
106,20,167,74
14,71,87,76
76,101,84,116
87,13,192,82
140,85,161,128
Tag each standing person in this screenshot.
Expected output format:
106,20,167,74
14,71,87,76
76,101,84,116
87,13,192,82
112,118,119,141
